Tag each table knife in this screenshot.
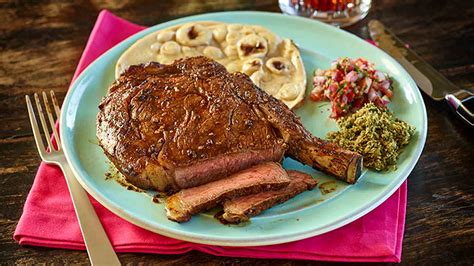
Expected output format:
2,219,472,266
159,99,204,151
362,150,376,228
368,19,474,127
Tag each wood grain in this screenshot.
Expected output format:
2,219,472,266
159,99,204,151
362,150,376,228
1,0,473,264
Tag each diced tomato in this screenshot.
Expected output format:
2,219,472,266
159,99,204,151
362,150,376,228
353,98,364,109
331,104,342,119
346,90,355,102
332,70,343,82
328,84,338,98
309,91,324,101
357,58,368,65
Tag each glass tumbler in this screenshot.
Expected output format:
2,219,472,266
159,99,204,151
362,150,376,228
279,0,372,27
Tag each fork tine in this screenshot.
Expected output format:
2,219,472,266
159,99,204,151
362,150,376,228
43,91,61,151
34,93,53,152
26,95,46,159
50,90,61,120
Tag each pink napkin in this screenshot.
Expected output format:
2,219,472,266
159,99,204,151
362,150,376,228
14,10,406,262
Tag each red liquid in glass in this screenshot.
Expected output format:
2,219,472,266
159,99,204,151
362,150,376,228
291,0,357,12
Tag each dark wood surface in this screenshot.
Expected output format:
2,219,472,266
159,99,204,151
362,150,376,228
1,0,473,264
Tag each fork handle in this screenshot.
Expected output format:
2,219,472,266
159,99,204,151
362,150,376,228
58,158,120,265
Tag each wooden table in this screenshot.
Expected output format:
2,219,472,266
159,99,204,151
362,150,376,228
1,0,473,264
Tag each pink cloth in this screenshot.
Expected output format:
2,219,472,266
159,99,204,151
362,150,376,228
14,10,406,262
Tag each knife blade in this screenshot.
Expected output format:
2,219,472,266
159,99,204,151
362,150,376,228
368,19,474,127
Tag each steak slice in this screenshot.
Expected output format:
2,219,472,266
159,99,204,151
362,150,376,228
221,170,318,224
97,56,362,192
165,162,290,222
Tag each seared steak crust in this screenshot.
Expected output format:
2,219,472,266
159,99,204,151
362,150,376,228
97,57,286,192
97,56,362,192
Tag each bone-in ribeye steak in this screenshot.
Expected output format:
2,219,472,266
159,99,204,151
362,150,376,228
97,56,362,192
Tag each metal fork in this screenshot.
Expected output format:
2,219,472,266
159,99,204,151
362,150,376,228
26,91,120,266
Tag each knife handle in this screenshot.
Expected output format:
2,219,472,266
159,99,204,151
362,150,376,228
445,91,474,127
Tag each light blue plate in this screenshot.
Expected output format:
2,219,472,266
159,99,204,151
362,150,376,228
60,11,427,246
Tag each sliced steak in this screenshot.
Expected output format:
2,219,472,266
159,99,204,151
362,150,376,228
221,170,318,224
165,162,290,222
97,56,362,192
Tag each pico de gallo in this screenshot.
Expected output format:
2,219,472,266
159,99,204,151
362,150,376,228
310,57,393,119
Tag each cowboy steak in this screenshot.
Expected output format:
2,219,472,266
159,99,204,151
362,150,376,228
97,56,362,193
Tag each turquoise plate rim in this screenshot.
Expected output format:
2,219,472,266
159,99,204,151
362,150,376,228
60,11,427,246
